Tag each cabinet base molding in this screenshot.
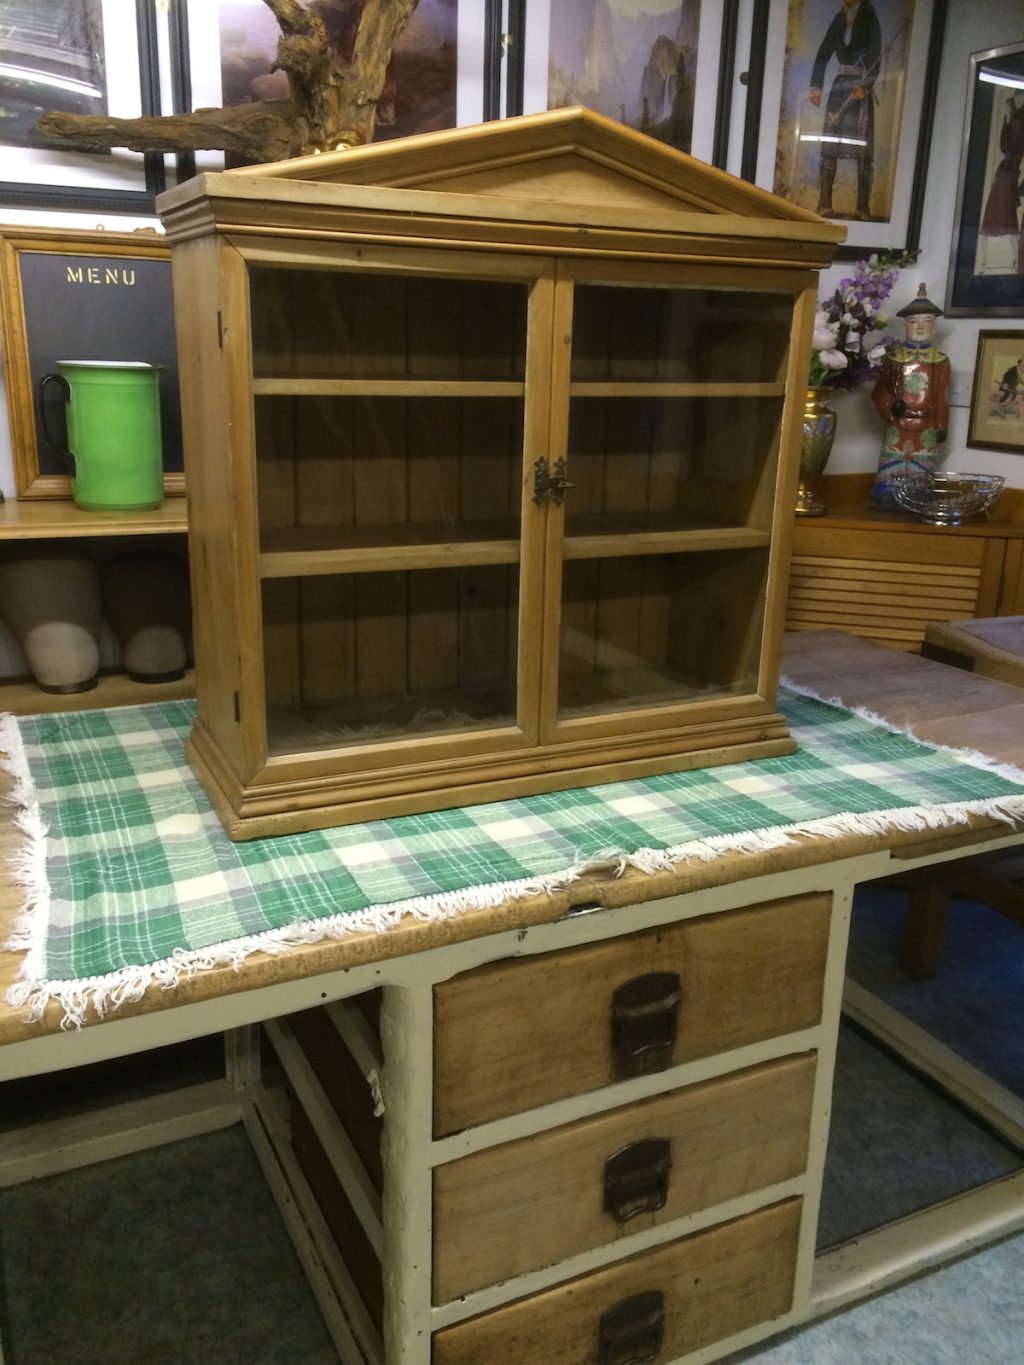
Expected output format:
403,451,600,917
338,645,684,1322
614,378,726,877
187,714,796,839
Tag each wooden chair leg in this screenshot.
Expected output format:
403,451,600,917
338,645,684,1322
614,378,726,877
898,882,951,980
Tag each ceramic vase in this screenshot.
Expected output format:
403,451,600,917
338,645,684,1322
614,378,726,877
795,387,837,518
0,557,102,693
100,556,190,683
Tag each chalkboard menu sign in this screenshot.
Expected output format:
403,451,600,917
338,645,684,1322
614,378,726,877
0,228,185,500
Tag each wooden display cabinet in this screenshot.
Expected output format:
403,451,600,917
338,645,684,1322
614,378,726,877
158,108,843,837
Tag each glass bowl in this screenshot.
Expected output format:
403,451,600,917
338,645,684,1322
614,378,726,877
888,472,1005,525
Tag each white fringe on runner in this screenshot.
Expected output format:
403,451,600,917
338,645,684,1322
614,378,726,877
4,687,1024,1031
779,673,1024,789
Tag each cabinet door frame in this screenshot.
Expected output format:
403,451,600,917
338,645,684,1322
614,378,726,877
536,258,818,747
225,237,558,783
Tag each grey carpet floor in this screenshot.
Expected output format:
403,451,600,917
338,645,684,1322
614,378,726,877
1,886,1021,1363
0,1125,338,1365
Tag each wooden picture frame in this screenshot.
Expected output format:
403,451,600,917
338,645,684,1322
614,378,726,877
0,227,185,501
749,0,945,255
945,41,1024,318
520,0,729,166
967,331,1024,455
0,0,167,214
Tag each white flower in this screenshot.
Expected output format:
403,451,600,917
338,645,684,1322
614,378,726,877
818,348,849,370
846,334,861,351
868,344,887,362
812,310,836,350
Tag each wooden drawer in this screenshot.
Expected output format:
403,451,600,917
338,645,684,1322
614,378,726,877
432,1197,802,1365
433,1052,815,1303
434,894,831,1135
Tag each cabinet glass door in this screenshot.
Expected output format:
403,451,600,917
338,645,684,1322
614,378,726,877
247,261,544,759
548,274,797,728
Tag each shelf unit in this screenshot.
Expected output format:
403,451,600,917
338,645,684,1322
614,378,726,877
0,500,191,714
786,479,1024,652
158,106,843,836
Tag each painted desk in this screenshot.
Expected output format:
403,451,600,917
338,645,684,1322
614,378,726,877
1,632,1022,1364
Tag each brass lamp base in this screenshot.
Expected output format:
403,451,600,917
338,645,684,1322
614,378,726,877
795,482,827,517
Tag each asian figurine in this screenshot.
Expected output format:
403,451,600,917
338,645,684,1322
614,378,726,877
868,284,949,509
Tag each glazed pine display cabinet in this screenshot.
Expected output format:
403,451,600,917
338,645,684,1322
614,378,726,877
158,109,843,838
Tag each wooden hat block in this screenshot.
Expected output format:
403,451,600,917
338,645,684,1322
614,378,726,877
158,109,844,838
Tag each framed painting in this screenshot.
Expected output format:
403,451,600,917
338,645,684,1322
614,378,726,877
945,42,1024,318
520,0,727,166
0,0,166,213
179,0,474,175
750,0,945,254
967,331,1024,454
0,228,184,501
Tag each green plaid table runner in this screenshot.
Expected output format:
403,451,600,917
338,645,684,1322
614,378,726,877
5,689,1024,1026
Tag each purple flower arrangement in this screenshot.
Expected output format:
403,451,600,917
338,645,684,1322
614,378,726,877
808,250,917,391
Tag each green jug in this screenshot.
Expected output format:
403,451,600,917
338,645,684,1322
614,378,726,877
37,361,165,511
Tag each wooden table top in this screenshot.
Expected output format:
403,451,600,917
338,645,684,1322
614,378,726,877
2,630,1023,1049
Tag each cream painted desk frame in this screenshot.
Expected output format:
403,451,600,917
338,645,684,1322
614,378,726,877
2,634,1024,1364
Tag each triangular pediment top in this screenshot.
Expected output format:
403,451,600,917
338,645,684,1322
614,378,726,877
240,107,826,226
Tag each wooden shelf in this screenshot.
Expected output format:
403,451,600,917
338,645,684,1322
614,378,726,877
568,381,786,398
267,684,516,756
252,378,524,398
259,520,521,578
564,516,771,560
0,499,187,540
804,504,1024,540
559,667,754,717
0,668,195,716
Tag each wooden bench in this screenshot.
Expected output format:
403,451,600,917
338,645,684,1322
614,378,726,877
921,616,1024,689
900,617,1024,977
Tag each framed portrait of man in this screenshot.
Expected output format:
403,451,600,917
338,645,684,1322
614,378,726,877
946,41,1024,317
750,0,944,253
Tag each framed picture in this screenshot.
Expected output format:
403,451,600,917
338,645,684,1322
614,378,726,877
967,331,1024,454
179,0,476,175
750,0,945,254
520,0,728,165
0,0,167,213
0,227,184,501
945,42,1024,318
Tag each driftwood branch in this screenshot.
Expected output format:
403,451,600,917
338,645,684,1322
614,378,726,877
35,0,420,165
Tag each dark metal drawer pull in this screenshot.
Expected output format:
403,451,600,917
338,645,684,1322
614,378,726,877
597,1290,665,1365
604,1138,672,1222
611,972,682,1078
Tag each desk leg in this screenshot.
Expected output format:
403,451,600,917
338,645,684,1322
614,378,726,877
379,984,435,1365
898,883,950,981
224,1025,262,1090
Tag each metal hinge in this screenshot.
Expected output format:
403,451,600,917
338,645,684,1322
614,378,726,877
217,310,224,348
233,691,241,723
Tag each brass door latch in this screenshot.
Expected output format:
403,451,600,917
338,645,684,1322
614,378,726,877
533,456,576,505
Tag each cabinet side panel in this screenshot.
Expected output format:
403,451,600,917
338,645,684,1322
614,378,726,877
173,236,252,774
760,282,818,702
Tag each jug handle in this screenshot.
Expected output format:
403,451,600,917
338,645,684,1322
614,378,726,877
36,373,76,476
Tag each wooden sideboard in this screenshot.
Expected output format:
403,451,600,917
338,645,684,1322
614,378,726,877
786,478,1024,652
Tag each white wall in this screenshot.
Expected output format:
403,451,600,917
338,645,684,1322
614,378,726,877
802,1,1024,486
1,2,1022,498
